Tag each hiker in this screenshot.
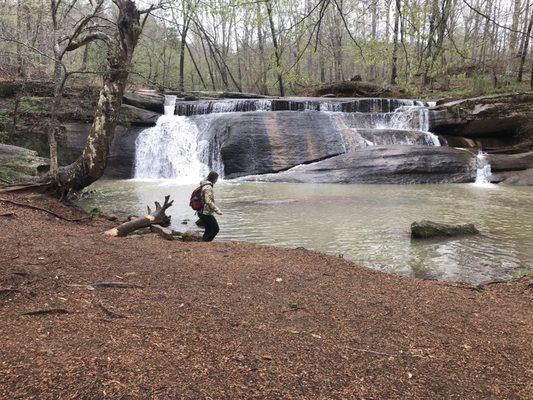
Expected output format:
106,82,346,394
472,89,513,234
196,171,222,242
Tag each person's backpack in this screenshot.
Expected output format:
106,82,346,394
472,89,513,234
190,186,203,211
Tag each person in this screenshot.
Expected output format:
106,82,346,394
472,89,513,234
198,171,222,242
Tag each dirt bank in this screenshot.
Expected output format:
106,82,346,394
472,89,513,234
0,192,531,399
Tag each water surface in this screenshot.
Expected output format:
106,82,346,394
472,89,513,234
80,180,533,285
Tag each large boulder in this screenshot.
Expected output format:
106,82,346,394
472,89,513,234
429,93,533,139
195,111,347,178
0,143,48,183
302,80,408,98
120,104,160,126
123,90,164,113
411,220,479,239
499,168,533,186
58,123,143,178
241,146,476,184
486,151,533,172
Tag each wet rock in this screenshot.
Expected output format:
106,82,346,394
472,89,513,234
498,168,533,186
486,151,533,172
429,93,533,139
59,123,143,178
120,104,160,126
123,90,164,113
196,111,346,178
179,230,203,242
242,146,476,184
411,220,479,239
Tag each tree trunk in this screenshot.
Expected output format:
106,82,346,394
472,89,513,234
56,0,142,193
391,0,400,85
517,11,533,82
178,20,190,92
266,0,285,96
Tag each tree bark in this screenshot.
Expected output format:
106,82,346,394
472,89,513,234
391,0,400,85
265,0,285,96
105,196,174,237
517,11,533,82
56,0,142,193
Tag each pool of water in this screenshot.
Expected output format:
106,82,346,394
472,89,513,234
79,180,533,285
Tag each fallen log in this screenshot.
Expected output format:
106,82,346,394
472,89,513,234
105,195,174,237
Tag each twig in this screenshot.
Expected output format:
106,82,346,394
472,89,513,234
0,182,51,193
99,318,169,330
91,281,145,289
95,302,126,318
346,346,422,358
0,212,15,217
0,288,20,300
0,198,90,222
21,308,70,316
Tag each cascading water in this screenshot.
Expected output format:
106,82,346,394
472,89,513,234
164,95,177,115
134,115,209,182
475,151,493,185
134,96,442,181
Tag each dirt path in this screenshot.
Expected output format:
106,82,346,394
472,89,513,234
1,192,531,399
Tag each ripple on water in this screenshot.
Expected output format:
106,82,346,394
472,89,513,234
78,181,533,285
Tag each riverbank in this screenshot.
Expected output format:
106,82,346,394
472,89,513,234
1,192,531,399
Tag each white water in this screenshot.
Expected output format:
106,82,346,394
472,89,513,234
475,151,493,185
134,114,209,182
163,95,177,115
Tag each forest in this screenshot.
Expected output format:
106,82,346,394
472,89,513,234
1,0,532,97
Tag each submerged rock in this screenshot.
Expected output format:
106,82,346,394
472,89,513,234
498,168,533,186
242,146,476,184
411,220,479,239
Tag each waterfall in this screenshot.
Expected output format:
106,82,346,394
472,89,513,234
134,115,209,182
164,95,177,115
134,96,442,180
475,151,492,185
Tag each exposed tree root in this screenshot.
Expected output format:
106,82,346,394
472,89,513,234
21,308,70,316
0,198,90,222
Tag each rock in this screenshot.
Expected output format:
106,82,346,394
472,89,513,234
411,220,479,239
499,168,533,186
0,143,48,183
59,123,143,178
196,111,346,178
429,93,533,139
123,90,164,113
150,224,175,240
486,152,533,172
242,146,476,184
179,230,203,242
303,80,407,98
120,104,160,126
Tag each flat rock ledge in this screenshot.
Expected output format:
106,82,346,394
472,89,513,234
411,220,480,239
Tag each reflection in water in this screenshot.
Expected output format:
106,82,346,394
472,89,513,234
81,181,533,285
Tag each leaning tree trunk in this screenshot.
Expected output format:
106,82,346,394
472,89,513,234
56,0,142,193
